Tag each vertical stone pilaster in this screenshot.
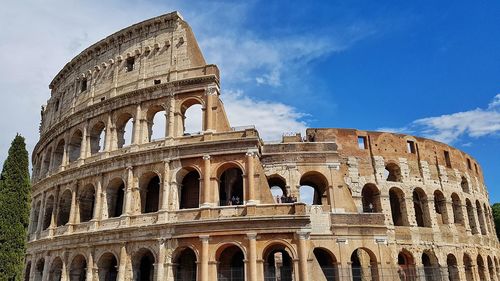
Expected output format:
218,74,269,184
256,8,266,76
201,155,211,207
247,233,258,281
117,244,128,281
199,235,210,281
133,103,142,145
297,231,310,281
246,151,256,205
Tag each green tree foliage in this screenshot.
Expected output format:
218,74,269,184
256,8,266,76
0,135,31,281
492,203,500,240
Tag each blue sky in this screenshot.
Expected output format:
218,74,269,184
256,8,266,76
0,0,499,201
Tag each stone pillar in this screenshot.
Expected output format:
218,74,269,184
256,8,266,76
105,114,113,152
29,256,36,281
161,160,171,212
36,193,46,235
297,231,310,281
60,253,68,281
247,233,258,281
201,155,211,207
93,176,103,222
246,151,256,205
124,166,135,215
41,254,50,281
117,244,128,281
133,103,142,145
167,96,175,138
204,86,216,132
199,235,210,281
156,239,167,281
79,124,88,160
62,140,69,169
86,250,94,281
68,183,78,232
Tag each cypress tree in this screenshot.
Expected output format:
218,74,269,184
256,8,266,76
0,135,31,281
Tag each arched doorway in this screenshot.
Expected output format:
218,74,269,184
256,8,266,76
313,248,339,281
57,190,72,226
433,190,448,224
268,175,287,203
106,178,125,218
79,184,95,223
385,163,402,182
350,248,379,281
446,254,459,281
49,257,63,281
97,253,118,281
477,255,486,281
133,249,155,281
476,201,487,235
389,187,409,226
413,188,431,227
43,195,55,230
31,201,41,234
361,184,381,213
461,177,470,193
398,250,416,281
299,172,329,206
139,173,160,213
116,113,133,148
179,169,200,209
217,245,245,281
146,105,167,141
219,166,244,206
421,251,440,281
451,193,464,225
69,254,87,281
466,199,478,234
463,254,474,281
68,130,83,163
263,244,294,281
181,100,203,135
24,261,32,281
173,248,197,281
34,258,44,281
90,121,106,154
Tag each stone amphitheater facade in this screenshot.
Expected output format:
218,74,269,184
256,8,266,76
25,11,500,281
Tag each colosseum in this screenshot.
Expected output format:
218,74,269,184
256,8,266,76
25,11,499,281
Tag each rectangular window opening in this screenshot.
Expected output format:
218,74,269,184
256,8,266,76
358,136,368,150
474,163,478,174
444,150,452,168
407,141,416,154
467,158,472,169
80,78,87,92
154,79,161,85
126,57,135,72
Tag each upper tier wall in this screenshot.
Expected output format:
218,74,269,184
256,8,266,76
40,11,213,136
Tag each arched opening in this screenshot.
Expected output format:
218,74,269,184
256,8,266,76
116,113,133,148
476,201,487,235
433,190,448,225
451,193,464,225
463,254,474,281
53,140,65,169
139,173,160,213
34,258,44,281
268,175,288,203
43,195,54,230
79,184,95,223
179,170,200,209
69,254,87,281
361,184,381,213
147,106,166,141
488,256,494,281
32,201,41,233
24,262,31,281
173,248,197,281
413,188,431,227
106,178,125,218
216,245,245,281
299,172,329,206
389,187,409,226
299,185,315,205
350,248,379,281
68,130,83,163
182,101,203,135
90,121,106,154
219,166,244,206
484,204,493,234
263,244,294,281
313,248,339,281
57,190,72,226
461,177,470,193
41,148,52,176
477,255,486,281
133,249,155,281
397,250,416,281
385,163,402,182
98,252,118,281
466,199,478,234
446,254,459,281
422,251,441,281
49,257,63,281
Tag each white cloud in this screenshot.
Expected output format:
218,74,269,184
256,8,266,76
488,94,500,109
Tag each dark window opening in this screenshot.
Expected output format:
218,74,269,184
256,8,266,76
358,136,367,150
154,79,161,85
126,57,135,72
444,151,452,168
80,78,87,92
467,158,472,169
407,141,416,154
474,163,478,174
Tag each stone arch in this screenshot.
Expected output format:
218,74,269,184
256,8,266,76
132,248,156,281
463,253,474,281
446,254,459,281
385,162,402,182
68,129,83,163
398,249,417,280
413,187,431,227
24,261,31,281
49,257,63,281
488,256,494,281
43,195,55,230
32,200,41,233
173,247,198,281
115,112,134,148
34,258,45,281
433,190,449,225
139,172,161,213
106,178,125,218
97,252,118,281
299,171,329,206
350,247,379,281
79,184,95,223
461,176,470,193
217,163,244,206
216,244,246,281
69,254,87,281
451,193,464,225
53,139,65,169
389,187,409,226
421,250,441,281
180,98,203,135
57,189,72,226
90,121,106,154
313,247,339,281
178,167,200,209
146,104,167,141
263,243,295,281
484,203,493,234
267,174,287,202
361,183,381,213
476,200,487,235
477,254,486,281
466,199,478,234
41,147,52,176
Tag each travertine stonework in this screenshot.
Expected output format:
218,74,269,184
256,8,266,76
25,11,499,281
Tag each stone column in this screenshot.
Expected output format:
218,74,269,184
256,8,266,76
29,256,36,281
161,161,170,212
167,95,175,138
68,183,78,232
79,124,88,161
117,244,128,281
297,231,310,281
62,140,68,169
41,254,50,281
247,233,258,281
86,250,94,281
204,86,216,132
93,176,103,222
156,239,167,281
125,166,134,215
105,114,113,152
60,253,68,281
133,103,142,145
199,235,210,281
246,151,256,205
36,193,46,236
201,155,211,207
